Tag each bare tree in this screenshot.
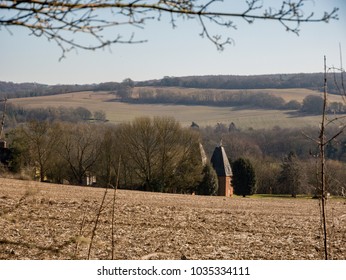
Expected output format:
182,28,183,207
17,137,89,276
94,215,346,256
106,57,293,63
117,116,203,192
14,120,61,181
117,117,160,191
0,0,339,58
57,122,102,185
305,54,345,260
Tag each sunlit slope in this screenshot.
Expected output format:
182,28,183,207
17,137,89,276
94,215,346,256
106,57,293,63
10,89,341,129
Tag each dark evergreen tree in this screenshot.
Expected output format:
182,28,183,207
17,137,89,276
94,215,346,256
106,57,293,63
196,163,219,195
277,152,302,197
232,158,256,197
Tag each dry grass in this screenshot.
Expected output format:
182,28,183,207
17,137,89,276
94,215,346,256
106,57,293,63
0,178,345,260
9,90,332,129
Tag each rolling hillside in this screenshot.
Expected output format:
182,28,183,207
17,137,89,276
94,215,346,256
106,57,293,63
8,88,344,129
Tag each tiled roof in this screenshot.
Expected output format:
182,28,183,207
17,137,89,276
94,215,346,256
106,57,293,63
211,145,233,177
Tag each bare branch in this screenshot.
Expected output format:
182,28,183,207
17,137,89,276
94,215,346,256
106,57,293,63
338,43,346,102
0,0,339,58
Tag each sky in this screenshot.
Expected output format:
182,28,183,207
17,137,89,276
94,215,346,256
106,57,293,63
0,0,346,85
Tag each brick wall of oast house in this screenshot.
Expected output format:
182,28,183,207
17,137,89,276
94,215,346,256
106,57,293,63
218,176,233,197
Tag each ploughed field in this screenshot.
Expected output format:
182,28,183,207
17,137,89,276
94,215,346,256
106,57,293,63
0,178,345,260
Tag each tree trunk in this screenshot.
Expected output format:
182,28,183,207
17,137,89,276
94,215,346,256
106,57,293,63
320,56,329,260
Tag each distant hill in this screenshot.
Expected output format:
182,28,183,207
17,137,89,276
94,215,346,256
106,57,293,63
1,72,344,99
136,73,343,94
0,81,95,99
0,81,127,99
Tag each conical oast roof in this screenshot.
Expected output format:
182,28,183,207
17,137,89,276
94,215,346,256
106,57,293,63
199,143,208,166
211,145,233,177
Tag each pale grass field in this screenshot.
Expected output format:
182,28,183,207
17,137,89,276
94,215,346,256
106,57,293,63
9,89,340,129
0,178,345,260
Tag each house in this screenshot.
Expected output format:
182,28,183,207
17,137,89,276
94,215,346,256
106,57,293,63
211,143,233,197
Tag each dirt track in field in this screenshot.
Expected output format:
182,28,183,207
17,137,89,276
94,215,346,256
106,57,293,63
0,178,345,260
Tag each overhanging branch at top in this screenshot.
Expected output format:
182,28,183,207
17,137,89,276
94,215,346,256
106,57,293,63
0,0,339,58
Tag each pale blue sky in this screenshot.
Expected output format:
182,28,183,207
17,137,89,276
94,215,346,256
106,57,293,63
0,0,345,85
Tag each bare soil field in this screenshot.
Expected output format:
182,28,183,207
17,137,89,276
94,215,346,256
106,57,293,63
0,178,345,260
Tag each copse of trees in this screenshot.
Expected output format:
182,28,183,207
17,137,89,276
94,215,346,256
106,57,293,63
301,95,346,114
121,87,289,110
11,121,104,185
3,103,107,128
301,95,324,114
117,117,203,192
8,117,204,193
118,86,345,114
12,121,61,182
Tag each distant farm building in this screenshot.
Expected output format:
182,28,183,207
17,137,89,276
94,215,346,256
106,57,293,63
83,172,97,186
211,144,233,197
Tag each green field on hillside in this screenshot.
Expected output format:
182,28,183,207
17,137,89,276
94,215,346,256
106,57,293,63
9,89,338,129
